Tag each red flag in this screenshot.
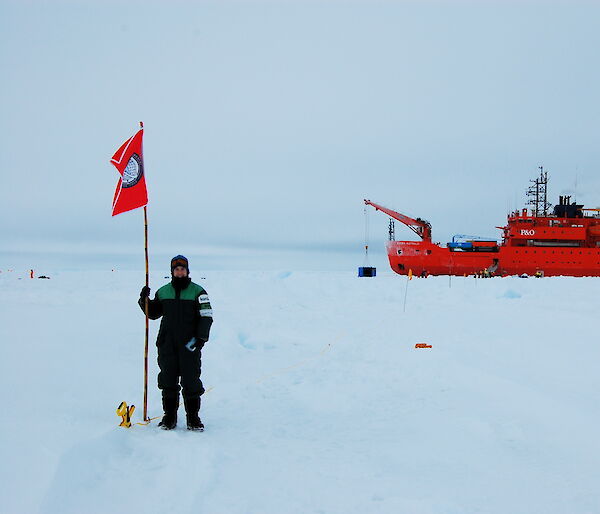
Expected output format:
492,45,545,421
110,128,148,216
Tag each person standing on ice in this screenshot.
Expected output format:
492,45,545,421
138,255,213,431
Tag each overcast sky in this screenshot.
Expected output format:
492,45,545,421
1,0,599,272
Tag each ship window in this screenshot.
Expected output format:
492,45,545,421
426,250,431,255
397,250,402,255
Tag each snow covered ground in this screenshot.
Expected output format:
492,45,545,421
1,269,599,514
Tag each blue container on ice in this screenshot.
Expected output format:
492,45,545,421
358,267,376,277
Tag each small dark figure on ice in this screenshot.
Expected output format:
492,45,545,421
139,255,213,431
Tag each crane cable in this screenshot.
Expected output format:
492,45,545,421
364,206,370,267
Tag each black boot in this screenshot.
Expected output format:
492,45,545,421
158,395,178,430
184,397,204,431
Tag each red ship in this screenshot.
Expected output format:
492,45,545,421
365,169,600,277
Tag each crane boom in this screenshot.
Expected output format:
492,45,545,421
364,199,432,242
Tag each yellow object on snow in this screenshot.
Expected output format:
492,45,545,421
116,401,136,428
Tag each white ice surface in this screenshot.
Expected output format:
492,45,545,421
1,270,599,514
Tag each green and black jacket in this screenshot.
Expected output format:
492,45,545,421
138,280,213,346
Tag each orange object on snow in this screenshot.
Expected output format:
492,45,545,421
415,343,432,349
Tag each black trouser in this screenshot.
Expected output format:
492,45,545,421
157,338,205,400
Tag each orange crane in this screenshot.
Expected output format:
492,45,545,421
364,199,432,242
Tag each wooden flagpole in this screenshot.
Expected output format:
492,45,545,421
141,120,149,422
143,205,149,421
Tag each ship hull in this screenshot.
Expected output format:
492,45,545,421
386,240,600,277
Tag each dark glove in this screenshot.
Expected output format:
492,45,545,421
140,285,150,298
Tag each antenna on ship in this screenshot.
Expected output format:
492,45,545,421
526,166,551,217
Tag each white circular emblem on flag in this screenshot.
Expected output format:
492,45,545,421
122,153,143,188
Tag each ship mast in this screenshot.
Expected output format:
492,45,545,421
526,167,551,217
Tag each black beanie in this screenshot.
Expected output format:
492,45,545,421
171,255,189,273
